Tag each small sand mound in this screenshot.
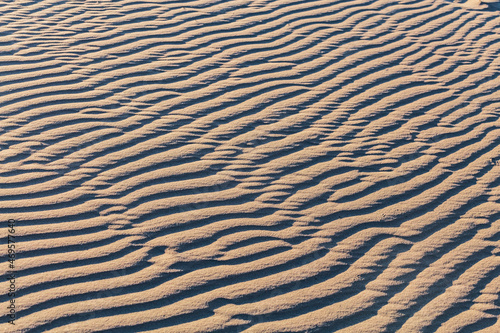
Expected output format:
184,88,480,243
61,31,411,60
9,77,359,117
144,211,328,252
456,0,500,9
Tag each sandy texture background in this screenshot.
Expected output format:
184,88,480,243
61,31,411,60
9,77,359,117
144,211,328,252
1,0,500,331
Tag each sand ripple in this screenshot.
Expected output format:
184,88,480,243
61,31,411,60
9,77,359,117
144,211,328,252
1,0,499,332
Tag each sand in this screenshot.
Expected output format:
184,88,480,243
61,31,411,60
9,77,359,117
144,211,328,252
0,0,499,332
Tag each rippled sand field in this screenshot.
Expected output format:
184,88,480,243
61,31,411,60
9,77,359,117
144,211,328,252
1,0,500,332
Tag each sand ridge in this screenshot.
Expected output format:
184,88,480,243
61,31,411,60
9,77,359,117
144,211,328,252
0,0,500,332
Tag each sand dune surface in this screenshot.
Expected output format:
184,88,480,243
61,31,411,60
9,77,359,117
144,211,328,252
1,0,500,332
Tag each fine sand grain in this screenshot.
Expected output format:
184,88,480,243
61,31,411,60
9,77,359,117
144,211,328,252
1,0,500,332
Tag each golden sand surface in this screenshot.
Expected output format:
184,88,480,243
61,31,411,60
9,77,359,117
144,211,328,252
0,0,499,332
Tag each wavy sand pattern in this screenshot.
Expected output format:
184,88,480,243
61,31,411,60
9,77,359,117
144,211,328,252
1,0,500,331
